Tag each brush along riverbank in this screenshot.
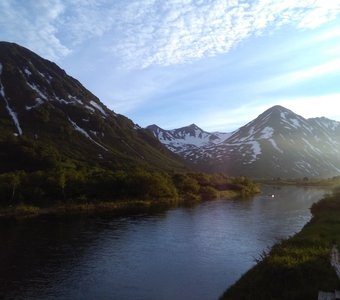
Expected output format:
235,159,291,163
0,172,260,219
0,191,254,220
220,190,340,300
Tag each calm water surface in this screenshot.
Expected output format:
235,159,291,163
0,186,326,300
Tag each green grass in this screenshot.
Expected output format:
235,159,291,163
220,192,340,300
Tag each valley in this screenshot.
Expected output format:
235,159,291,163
0,41,339,300
0,42,259,215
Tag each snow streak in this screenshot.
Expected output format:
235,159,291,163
68,117,108,151
0,63,23,135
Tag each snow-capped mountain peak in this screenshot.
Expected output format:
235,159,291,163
147,124,231,153
227,105,312,143
149,105,340,178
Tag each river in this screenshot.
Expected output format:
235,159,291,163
0,186,326,300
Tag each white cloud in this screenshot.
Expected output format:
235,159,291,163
296,0,340,29
0,0,70,60
0,0,339,65
110,0,340,68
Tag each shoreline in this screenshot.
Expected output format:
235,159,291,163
220,191,340,299
0,200,176,220
0,189,245,220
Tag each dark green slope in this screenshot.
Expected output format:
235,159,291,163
0,41,186,172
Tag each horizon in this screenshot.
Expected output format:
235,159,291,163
0,1,339,132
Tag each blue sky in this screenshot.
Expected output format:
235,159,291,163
0,0,340,132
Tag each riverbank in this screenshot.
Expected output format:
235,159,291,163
0,188,251,220
0,200,165,219
0,169,260,219
220,191,340,299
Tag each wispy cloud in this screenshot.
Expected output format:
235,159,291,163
0,0,70,60
110,0,340,68
0,0,339,66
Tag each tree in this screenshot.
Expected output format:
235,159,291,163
55,168,66,201
172,173,200,201
9,171,23,203
0,171,24,204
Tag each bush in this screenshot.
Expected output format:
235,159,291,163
200,186,218,200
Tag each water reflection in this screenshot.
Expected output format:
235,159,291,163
0,186,326,300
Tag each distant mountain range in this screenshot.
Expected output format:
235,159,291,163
148,105,340,178
0,41,186,172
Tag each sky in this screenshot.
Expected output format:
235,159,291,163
0,0,340,132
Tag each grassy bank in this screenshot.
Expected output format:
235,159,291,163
0,200,175,219
220,191,340,300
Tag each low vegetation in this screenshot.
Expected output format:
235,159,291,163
221,190,340,300
0,132,260,218
0,164,260,217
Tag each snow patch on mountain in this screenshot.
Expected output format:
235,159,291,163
249,141,261,162
260,126,274,139
269,139,283,153
68,117,108,151
213,132,232,142
0,62,23,135
24,68,32,76
90,100,107,117
280,111,288,120
85,105,95,113
150,105,340,178
38,70,52,84
290,118,301,128
26,81,48,100
68,95,84,105
26,98,44,110
170,132,208,147
148,124,232,153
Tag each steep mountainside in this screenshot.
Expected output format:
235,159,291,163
149,106,340,178
0,41,186,172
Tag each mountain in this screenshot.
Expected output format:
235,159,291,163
148,106,340,178
2,41,338,179
0,41,186,172
147,123,231,159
